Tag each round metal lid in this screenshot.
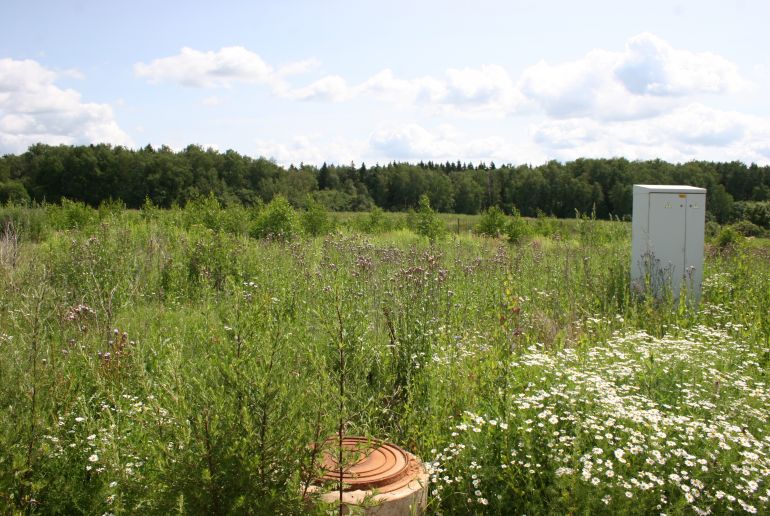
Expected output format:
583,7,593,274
318,436,412,491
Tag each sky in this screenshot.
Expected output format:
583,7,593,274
2,0,770,166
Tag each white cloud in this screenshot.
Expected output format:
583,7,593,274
519,33,748,121
442,65,520,108
368,122,544,164
135,46,316,90
357,69,443,105
201,95,223,107
519,50,672,120
615,33,745,96
276,58,321,77
255,106,770,167
254,135,364,166
252,124,546,166
135,46,273,87
284,64,525,117
132,36,768,165
531,103,770,164
0,58,132,154
136,35,747,125
283,75,351,102
369,123,443,158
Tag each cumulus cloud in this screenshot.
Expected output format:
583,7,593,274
0,58,132,154
252,124,547,166
368,122,543,163
136,35,746,123
283,75,351,102
257,106,770,167
201,95,223,107
254,135,364,166
532,103,770,163
134,46,316,90
277,33,747,122
286,65,525,116
615,33,745,96
519,33,748,121
357,69,444,105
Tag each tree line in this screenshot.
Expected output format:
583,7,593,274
1,143,769,225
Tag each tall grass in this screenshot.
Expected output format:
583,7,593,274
0,202,768,514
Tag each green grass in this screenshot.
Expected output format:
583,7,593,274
0,202,768,514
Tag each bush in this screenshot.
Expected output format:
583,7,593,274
183,193,223,231
361,206,385,233
251,195,299,240
98,198,127,221
505,207,530,243
218,204,252,236
715,226,741,249
475,206,508,238
730,220,766,238
0,180,30,204
410,195,445,242
0,203,48,242
47,199,96,230
300,196,333,236
743,201,770,229
705,220,721,239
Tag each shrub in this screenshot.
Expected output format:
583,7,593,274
505,207,530,243
730,220,766,238
715,225,741,249
184,193,223,232
251,195,299,240
361,206,385,233
47,199,96,230
0,203,48,242
475,206,508,238
0,181,30,204
705,220,721,239
410,194,445,242
98,198,127,221
742,201,770,229
300,196,333,236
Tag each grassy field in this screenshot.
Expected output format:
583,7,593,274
1,201,769,514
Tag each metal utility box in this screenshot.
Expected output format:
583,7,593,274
631,184,706,301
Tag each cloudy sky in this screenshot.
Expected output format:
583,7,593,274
2,0,770,166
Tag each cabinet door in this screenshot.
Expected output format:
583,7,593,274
683,193,705,297
648,193,686,290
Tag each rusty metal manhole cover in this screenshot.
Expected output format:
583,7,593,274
318,436,412,491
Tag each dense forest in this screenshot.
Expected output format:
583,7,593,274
1,143,769,226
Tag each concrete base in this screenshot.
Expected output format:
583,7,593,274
312,452,429,515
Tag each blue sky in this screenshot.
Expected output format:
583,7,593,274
2,0,770,165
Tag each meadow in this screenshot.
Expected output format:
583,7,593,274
0,198,768,515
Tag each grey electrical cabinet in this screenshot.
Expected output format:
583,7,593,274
631,184,706,301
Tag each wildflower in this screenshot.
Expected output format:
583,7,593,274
89,454,99,462
738,499,757,513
